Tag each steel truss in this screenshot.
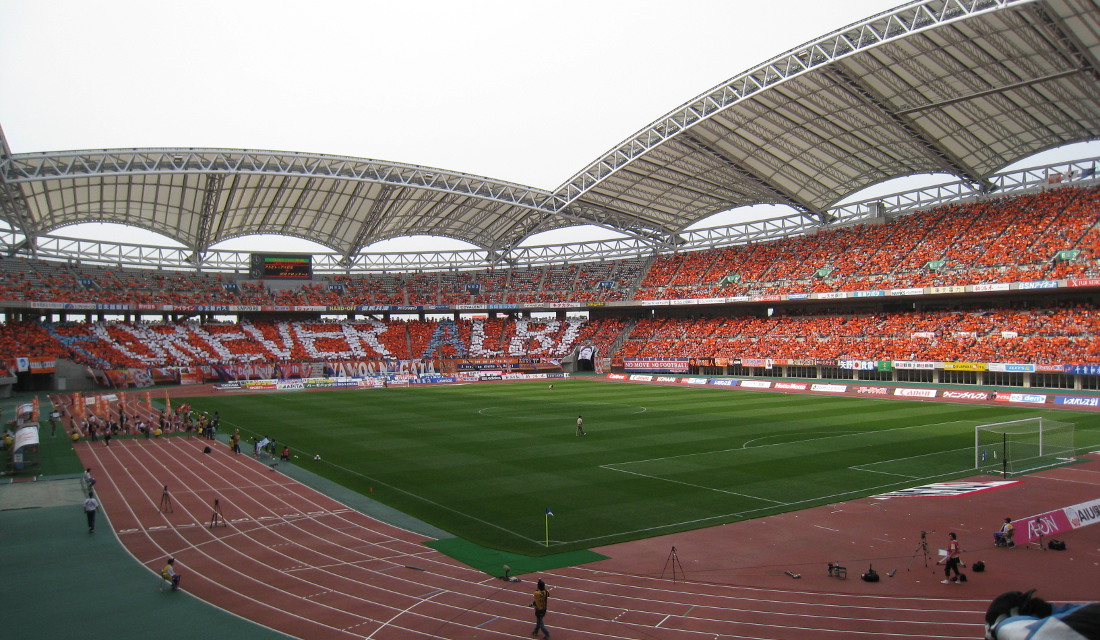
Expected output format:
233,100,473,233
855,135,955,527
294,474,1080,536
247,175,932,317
3,156,1095,274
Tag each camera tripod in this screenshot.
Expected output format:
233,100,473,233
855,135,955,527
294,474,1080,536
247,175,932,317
913,530,934,567
159,485,174,513
661,546,686,584
208,498,226,528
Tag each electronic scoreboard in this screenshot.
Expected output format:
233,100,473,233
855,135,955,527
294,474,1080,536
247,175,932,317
249,253,313,280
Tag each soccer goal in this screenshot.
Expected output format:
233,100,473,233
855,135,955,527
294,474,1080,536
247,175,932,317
975,417,1076,475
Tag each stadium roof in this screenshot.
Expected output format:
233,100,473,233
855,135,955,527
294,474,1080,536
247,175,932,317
2,0,1099,265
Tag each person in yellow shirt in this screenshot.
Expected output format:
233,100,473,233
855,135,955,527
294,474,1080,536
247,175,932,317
995,517,1015,547
161,558,182,591
530,579,551,639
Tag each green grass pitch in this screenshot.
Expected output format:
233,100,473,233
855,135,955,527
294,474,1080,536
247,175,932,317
195,379,1100,555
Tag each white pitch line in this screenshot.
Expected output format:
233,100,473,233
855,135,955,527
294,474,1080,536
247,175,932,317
598,465,785,504
849,466,919,478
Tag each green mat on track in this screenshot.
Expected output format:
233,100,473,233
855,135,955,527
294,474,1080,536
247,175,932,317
424,537,608,577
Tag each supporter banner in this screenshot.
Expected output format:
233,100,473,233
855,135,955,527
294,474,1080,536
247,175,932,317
102,369,154,388
740,358,769,367
1054,395,1100,408
29,357,56,373
911,332,936,338
327,360,439,377
211,362,311,382
179,368,206,385
994,392,1047,404
623,358,689,373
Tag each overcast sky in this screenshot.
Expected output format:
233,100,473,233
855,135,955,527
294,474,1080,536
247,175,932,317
2,0,1096,251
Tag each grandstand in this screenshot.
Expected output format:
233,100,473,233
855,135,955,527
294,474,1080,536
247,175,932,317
3,1,1100,637
1,178,1099,392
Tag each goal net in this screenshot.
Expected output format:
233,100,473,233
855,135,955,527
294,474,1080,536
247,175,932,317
975,417,1076,475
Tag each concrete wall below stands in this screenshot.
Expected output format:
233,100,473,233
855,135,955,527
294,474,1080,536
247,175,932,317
52,359,99,392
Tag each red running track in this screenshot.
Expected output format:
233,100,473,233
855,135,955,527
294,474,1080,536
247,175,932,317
78,437,1100,639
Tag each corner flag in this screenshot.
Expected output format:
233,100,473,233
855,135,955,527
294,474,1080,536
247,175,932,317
546,508,554,517
545,507,554,547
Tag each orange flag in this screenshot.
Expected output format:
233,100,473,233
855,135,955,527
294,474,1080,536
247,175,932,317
164,390,172,415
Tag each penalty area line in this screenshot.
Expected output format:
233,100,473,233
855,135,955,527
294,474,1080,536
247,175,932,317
600,464,786,505
848,466,919,479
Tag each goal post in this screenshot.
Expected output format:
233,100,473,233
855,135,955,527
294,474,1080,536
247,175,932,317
975,417,1076,475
